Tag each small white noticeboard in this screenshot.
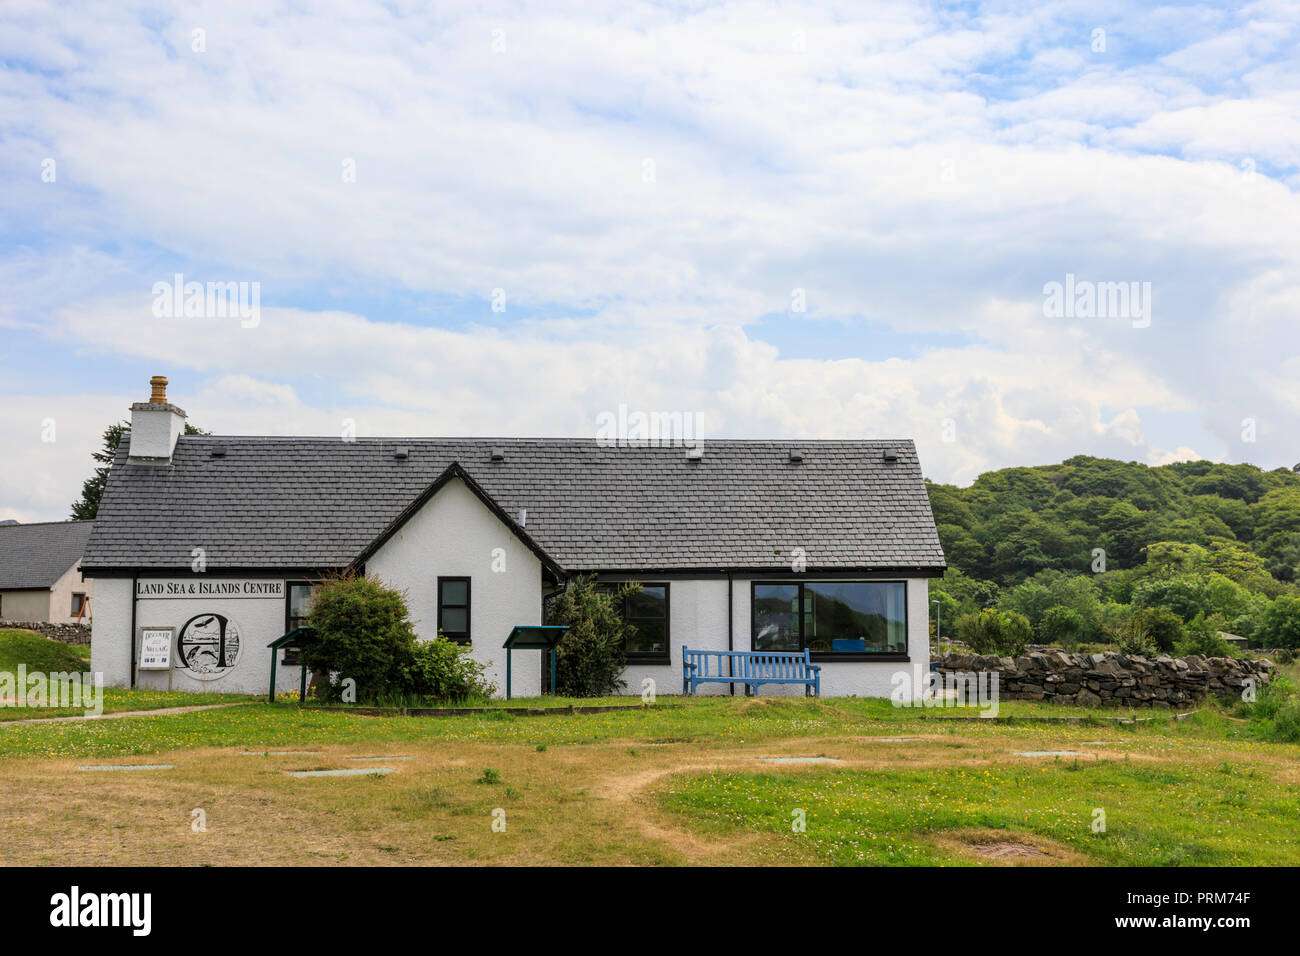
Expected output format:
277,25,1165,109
138,628,174,670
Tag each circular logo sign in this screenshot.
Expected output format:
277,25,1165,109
176,613,243,680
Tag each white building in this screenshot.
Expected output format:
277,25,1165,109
0,520,94,624
86,377,946,699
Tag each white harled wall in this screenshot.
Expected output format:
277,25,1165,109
367,477,544,698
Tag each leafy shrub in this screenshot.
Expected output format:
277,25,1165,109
404,635,495,702
302,572,419,701
1108,616,1158,659
547,575,638,697
1276,648,1297,665
1257,595,1300,649
954,608,1032,656
1241,677,1300,743
1176,612,1234,658
1039,605,1084,648
1130,606,1183,653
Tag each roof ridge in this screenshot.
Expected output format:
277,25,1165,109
0,519,93,528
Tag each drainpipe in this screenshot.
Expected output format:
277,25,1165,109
128,575,137,689
726,570,734,696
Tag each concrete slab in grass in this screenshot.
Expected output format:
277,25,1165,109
286,767,397,777
77,764,174,771
1014,751,1090,758
760,756,844,764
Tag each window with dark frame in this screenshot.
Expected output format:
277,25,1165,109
751,581,907,659
623,583,669,660
438,577,471,644
597,582,670,661
71,593,86,617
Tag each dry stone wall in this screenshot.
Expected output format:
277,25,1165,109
0,620,91,646
939,649,1274,707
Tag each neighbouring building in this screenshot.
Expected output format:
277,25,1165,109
0,520,95,624
85,376,946,699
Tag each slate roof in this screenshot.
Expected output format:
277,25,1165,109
0,520,94,589
82,437,946,574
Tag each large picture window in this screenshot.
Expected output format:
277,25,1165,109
751,581,907,658
438,577,471,644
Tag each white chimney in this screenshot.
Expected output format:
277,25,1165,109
128,375,187,463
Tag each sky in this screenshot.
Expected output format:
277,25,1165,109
2,0,1299,522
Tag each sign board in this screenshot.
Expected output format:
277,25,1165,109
138,627,174,670
136,580,284,600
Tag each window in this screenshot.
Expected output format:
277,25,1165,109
283,581,319,664
438,577,471,643
751,581,907,658
617,584,669,661
71,593,87,617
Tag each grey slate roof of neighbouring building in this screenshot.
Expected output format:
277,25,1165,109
0,520,94,589
82,437,946,574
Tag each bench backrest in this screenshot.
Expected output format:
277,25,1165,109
683,646,812,679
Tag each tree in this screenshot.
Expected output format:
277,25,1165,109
300,572,419,702
1257,596,1300,650
71,418,209,519
1040,606,1084,649
1130,606,1183,654
546,575,639,697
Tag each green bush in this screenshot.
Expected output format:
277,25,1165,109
302,572,419,701
1108,615,1159,659
1241,676,1300,743
955,608,1032,656
1130,606,1183,653
1257,595,1300,649
547,575,638,697
1176,612,1234,658
1039,605,1084,648
404,634,495,702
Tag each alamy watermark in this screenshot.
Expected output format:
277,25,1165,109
152,272,260,328
891,669,999,717
1,666,104,716
595,403,706,450
1042,273,1151,328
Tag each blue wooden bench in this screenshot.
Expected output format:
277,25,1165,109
682,646,821,697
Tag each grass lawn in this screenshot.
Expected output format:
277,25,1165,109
2,629,1295,866
0,629,257,721
0,687,1296,866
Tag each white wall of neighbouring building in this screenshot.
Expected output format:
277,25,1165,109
367,476,545,699
0,588,53,622
48,563,93,624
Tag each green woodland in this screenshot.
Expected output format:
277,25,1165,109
926,456,1300,655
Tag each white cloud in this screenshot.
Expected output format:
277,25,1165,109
2,0,1299,517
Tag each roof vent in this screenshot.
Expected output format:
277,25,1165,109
517,508,527,527
685,446,704,461
788,449,803,463
491,447,505,461
882,448,899,462
210,447,226,459
393,447,409,460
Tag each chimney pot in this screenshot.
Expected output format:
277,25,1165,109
128,375,187,463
